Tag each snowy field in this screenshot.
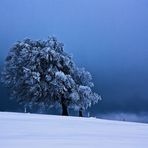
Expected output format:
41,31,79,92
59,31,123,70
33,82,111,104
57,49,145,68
0,112,148,148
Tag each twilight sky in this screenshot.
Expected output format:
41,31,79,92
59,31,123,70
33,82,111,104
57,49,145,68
0,0,148,114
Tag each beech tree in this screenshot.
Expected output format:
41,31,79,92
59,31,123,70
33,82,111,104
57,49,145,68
1,37,101,116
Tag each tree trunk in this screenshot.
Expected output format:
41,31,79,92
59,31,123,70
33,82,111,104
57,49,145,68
24,107,27,113
79,109,83,117
61,102,68,116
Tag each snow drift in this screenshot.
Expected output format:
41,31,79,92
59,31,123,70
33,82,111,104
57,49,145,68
0,112,148,148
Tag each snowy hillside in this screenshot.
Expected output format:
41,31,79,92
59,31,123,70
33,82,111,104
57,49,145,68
0,112,148,148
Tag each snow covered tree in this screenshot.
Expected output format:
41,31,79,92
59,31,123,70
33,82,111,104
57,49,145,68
70,68,101,116
1,37,101,116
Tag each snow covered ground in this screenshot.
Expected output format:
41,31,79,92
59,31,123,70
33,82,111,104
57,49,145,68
0,112,148,148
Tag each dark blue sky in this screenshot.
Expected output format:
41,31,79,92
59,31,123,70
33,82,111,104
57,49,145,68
0,0,148,113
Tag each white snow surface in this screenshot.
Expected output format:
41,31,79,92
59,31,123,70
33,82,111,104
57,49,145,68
0,112,148,148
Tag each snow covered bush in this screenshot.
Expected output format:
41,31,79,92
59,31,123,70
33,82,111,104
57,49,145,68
1,37,101,116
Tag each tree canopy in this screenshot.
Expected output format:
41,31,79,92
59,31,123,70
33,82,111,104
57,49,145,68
1,37,101,116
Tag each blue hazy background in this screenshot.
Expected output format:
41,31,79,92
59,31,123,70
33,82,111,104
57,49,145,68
0,0,148,120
